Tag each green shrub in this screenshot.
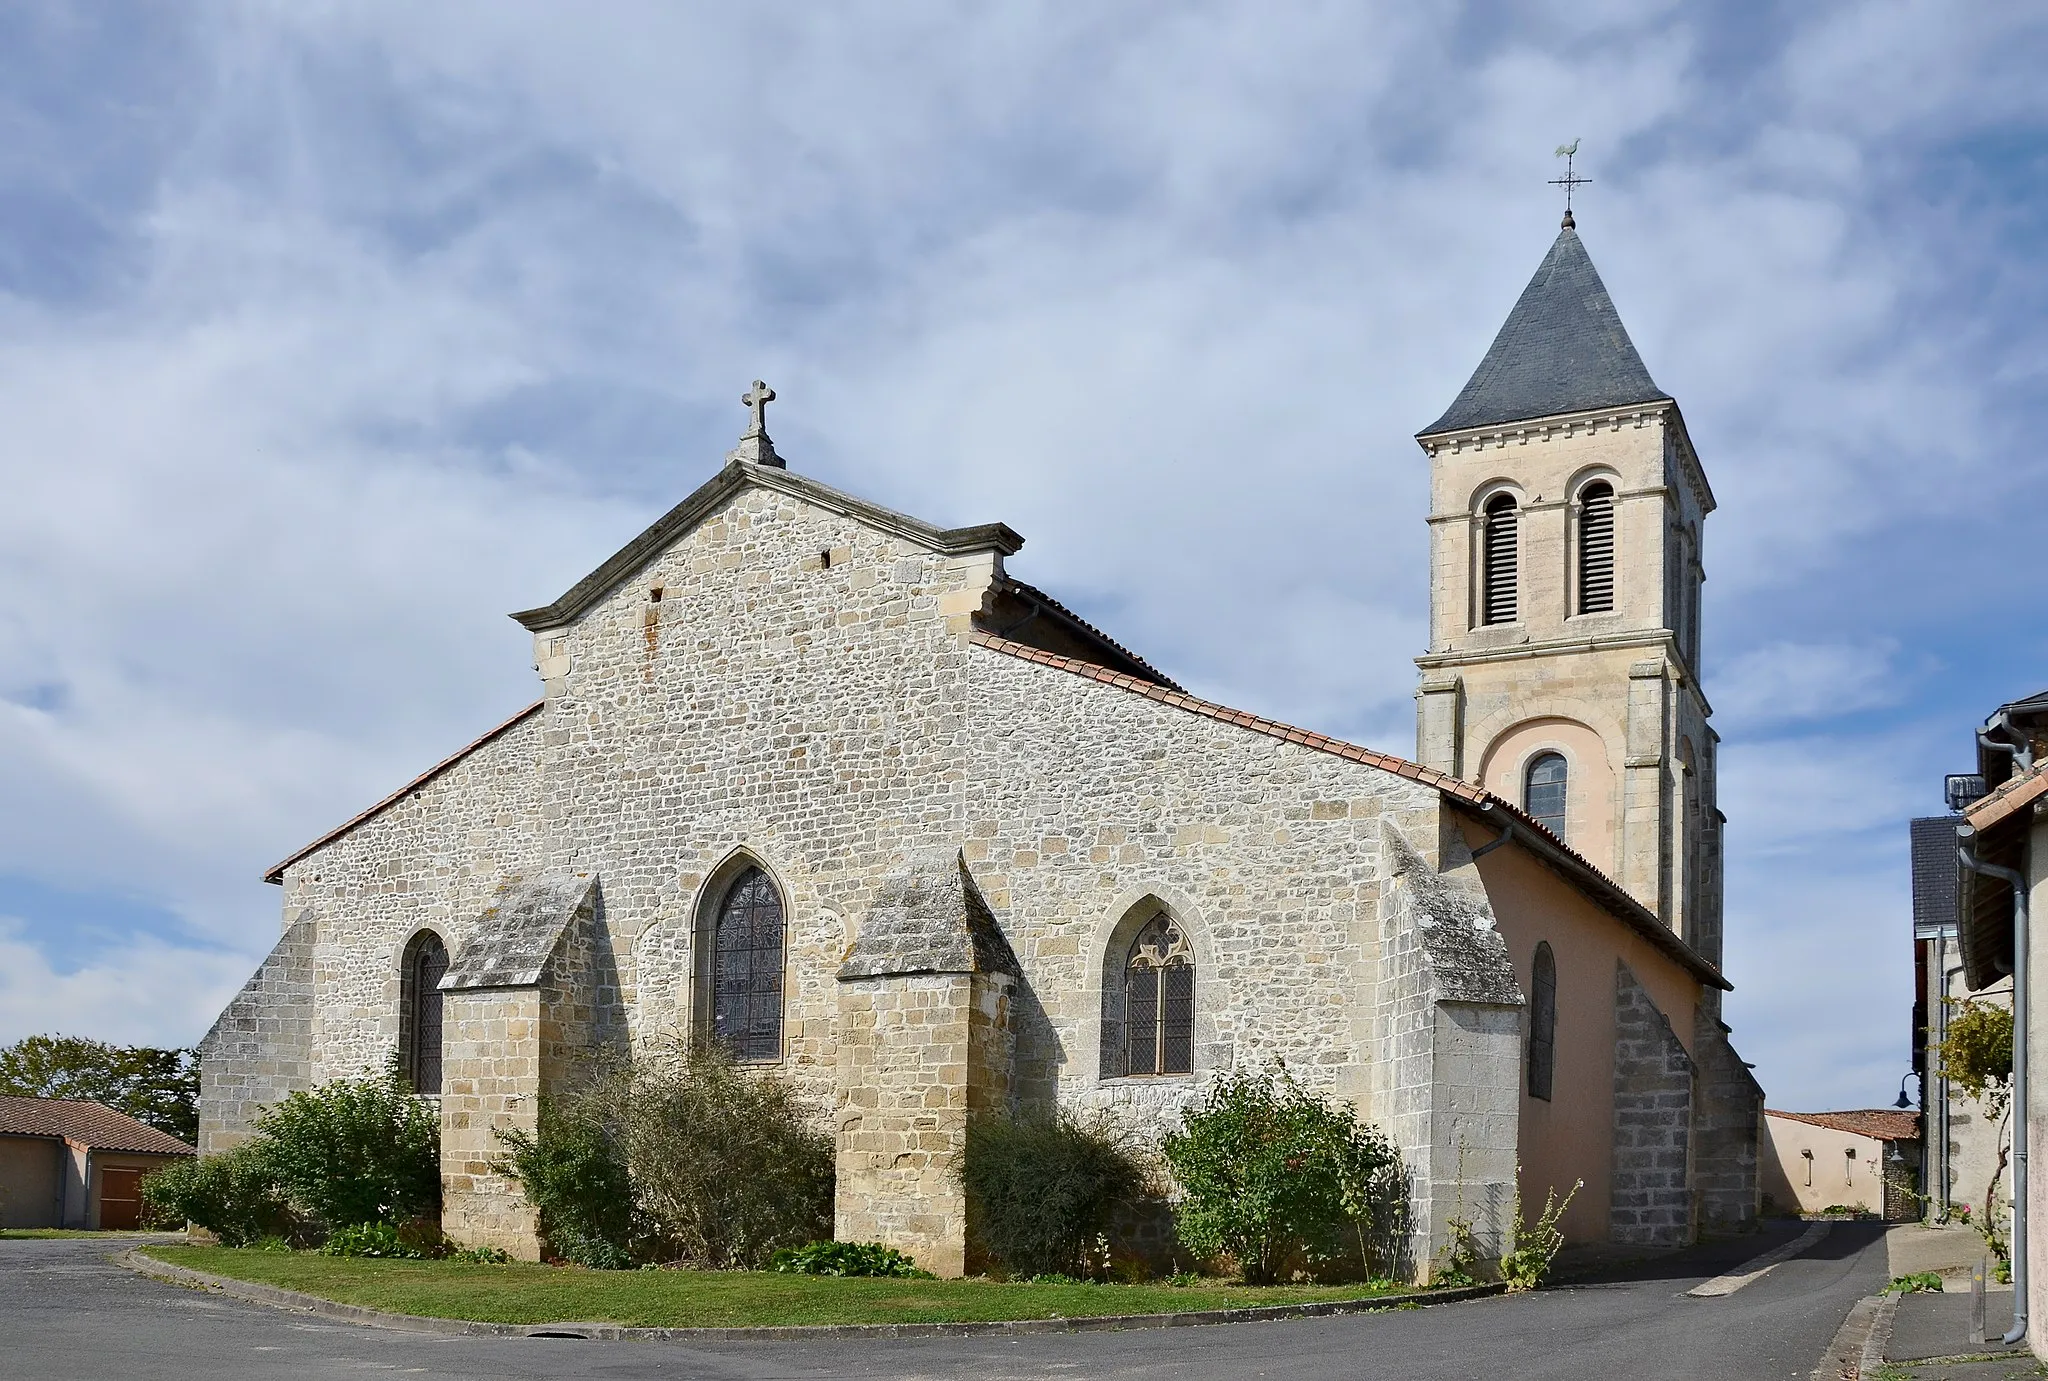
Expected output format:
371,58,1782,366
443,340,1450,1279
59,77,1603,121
768,1241,935,1278
622,1044,833,1269
1499,1178,1580,1292
321,1220,428,1259
961,1109,1150,1278
140,1143,293,1246
495,1096,636,1269
1162,1063,1406,1285
256,1066,440,1231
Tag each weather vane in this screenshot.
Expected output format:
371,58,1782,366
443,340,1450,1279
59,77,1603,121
1549,139,1589,228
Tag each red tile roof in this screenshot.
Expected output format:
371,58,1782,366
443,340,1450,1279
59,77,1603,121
968,630,1730,990
0,1096,195,1156
263,700,544,884
1965,760,2048,834
1765,1108,1920,1142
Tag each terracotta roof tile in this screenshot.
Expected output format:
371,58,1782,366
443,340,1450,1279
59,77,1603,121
0,1096,195,1156
1965,761,2048,834
1765,1108,1920,1142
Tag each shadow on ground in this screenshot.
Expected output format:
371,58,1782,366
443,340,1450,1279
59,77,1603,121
1553,1219,1885,1289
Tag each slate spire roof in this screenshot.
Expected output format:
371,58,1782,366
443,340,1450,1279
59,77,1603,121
1421,223,1669,436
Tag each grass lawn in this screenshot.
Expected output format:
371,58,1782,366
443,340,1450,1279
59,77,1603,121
140,1246,1418,1328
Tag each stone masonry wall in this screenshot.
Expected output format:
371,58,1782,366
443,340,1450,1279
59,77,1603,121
197,917,316,1154
277,710,546,1098
1612,961,1694,1245
1691,1009,1762,1233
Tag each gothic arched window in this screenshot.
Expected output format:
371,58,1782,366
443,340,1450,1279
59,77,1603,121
1528,942,1557,1101
1101,913,1195,1078
712,866,785,1061
399,931,449,1095
1482,493,1520,625
1525,752,1568,841
1577,481,1615,614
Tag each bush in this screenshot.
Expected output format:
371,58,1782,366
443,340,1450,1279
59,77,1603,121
1499,1178,1580,1292
623,1043,834,1269
495,1096,636,1269
256,1066,440,1232
769,1241,935,1278
321,1221,429,1259
141,1143,293,1246
962,1109,1150,1278
1162,1063,1405,1285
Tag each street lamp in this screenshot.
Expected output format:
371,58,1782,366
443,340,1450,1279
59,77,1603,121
1895,1073,1917,1110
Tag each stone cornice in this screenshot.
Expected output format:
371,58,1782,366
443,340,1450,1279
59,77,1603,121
510,460,1025,633
1415,401,1673,455
1415,630,1716,714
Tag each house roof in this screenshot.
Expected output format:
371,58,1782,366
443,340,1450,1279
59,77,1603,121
510,459,1024,634
0,1096,195,1156
1965,759,2048,835
1765,1108,1920,1142
263,700,543,884
969,629,1730,991
1420,225,1669,437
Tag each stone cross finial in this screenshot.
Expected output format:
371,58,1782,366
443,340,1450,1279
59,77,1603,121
729,379,785,468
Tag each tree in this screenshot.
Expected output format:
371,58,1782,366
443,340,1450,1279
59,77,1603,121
0,1034,199,1143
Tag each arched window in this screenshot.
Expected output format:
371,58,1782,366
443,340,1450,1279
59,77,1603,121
1525,752,1568,840
1101,913,1194,1078
1577,481,1615,613
1528,942,1557,1101
712,866,785,1061
399,931,449,1095
1482,493,1520,625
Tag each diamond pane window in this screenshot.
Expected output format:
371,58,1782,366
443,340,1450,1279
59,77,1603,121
712,867,785,1062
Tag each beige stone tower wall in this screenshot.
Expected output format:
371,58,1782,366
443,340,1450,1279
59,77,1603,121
1415,402,1722,969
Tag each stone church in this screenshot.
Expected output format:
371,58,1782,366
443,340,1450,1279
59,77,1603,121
200,216,1763,1275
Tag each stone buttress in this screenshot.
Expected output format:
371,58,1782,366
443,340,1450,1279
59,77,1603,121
834,849,1020,1277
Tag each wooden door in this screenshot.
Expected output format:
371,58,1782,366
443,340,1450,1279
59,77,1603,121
98,1167,143,1230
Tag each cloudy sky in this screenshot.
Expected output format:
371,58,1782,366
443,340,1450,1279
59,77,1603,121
1,2,2043,1112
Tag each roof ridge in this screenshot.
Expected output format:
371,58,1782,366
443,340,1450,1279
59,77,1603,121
263,700,545,884
969,629,1731,991
994,576,1184,691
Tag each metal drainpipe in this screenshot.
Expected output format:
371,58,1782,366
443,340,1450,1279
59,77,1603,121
1962,835,2031,1346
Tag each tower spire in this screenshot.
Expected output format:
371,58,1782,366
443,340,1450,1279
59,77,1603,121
1549,139,1589,229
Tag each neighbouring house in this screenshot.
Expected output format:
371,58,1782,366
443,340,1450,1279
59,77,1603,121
1761,1109,1921,1220
1913,806,2011,1224
200,212,1761,1276
0,1096,194,1230
1952,688,2047,1355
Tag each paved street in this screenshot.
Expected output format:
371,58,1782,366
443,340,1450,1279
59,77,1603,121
5,1223,1887,1380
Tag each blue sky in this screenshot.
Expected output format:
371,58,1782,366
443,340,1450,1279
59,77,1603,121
1,2,2043,1111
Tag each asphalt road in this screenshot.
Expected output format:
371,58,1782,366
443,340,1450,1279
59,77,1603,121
3,1222,1887,1380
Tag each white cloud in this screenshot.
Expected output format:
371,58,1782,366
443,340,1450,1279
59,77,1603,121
0,918,252,1050
0,2,2043,1109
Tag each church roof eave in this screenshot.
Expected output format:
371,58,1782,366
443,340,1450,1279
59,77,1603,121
510,460,1025,634
1419,225,1670,439
969,629,1730,993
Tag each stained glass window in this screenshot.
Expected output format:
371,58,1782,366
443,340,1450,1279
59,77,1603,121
1103,913,1194,1078
400,932,448,1095
713,867,785,1061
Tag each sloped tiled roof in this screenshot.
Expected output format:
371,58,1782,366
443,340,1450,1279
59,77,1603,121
0,1096,195,1156
969,629,1729,990
1421,225,1669,436
1964,760,2048,835
263,700,543,884
1766,1108,1920,1142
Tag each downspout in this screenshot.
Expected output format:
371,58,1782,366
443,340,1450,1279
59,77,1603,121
1962,832,2030,1346
1981,712,2037,775
1469,802,1516,861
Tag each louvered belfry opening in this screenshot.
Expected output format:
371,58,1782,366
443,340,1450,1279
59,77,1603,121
1482,493,1520,625
1578,481,1616,613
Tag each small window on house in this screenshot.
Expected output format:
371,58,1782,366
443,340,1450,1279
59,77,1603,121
1525,752,1568,841
1483,493,1520,625
1101,913,1194,1078
712,866,785,1061
399,931,449,1095
1528,942,1557,1101
1577,482,1615,614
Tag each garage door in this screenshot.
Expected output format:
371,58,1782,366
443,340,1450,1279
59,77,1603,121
98,1167,143,1230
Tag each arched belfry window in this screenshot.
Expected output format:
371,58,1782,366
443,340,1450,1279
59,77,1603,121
1482,493,1520,625
1101,913,1195,1078
712,866,785,1061
1525,752,1568,841
399,931,448,1095
1577,481,1615,614
1528,942,1557,1102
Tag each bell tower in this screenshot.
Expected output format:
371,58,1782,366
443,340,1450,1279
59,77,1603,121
1413,217,1722,973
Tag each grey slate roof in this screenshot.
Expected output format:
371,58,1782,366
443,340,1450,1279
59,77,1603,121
838,849,1021,979
1909,816,1962,936
1421,226,1670,436
442,875,597,991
